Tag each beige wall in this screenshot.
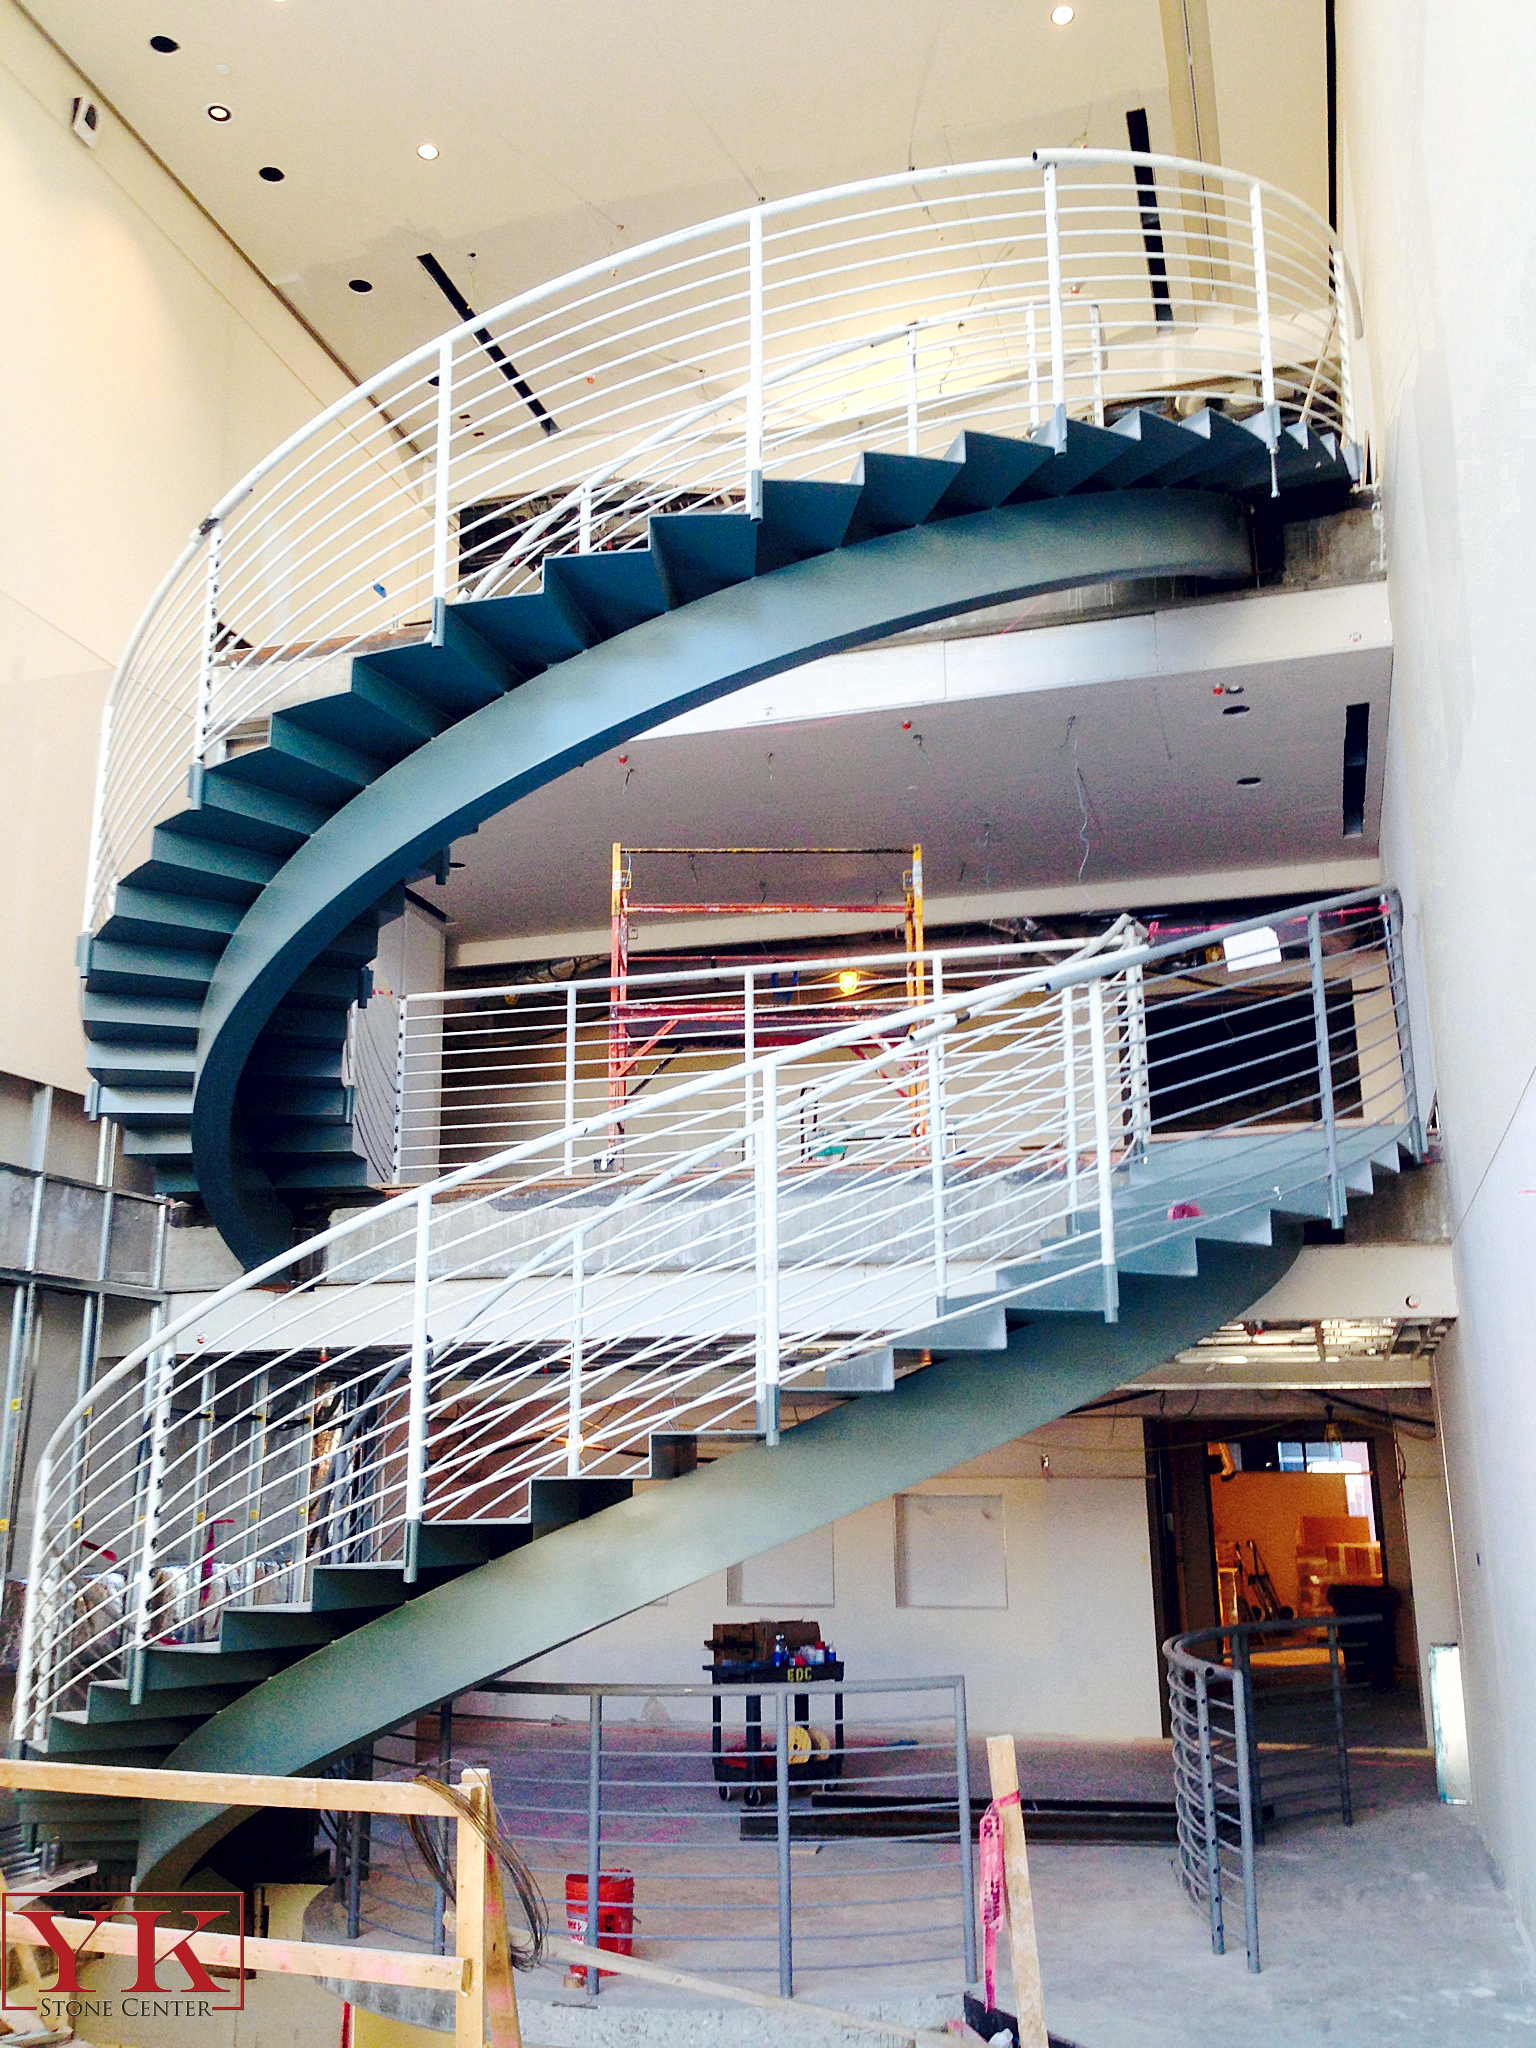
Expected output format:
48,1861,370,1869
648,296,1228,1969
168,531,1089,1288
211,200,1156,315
471,1415,1169,1744
1339,0,1536,1932
0,4,353,1093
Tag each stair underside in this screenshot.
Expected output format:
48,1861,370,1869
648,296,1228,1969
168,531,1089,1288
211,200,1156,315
83,408,1353,1266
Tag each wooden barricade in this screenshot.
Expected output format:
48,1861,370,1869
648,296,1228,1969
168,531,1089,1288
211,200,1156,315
0,1758,519,2048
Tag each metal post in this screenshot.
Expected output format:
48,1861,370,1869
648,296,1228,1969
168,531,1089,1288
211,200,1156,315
193,518,223,768
1195,1669,1225,1955
953,1677,978,1983
1307,913,1345,1228
585,1692,604,1996
1232,1629,1263,1845
1249,182,1277,415
1088,980,1119,1321
1026,303,1040,428
391,996,409,1184
1383,896,1425,1158
1127,964,1153,1162
431,337,454,603
189,1359,217,1585
905,325,920,453
742,969,756,1149
1043,164,1066,415
775,1684,793,1999
405,1188,432,1580
1328,1623,1354,1826
128,1342,174,1705
244,1368,270,1572
564,981,579,1174
745,210,765,518
1089,301,1105,426
0,1282,34,1579
1062,988,1080,1220
578,480,593,555
756,1066,781,1445
1231,1661,1261,1972
566,1227,586,1477
432,1700,452,1955
927,960,948,1300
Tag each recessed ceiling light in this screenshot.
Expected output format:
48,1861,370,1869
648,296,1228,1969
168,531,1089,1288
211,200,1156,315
258,165,285,182
1237,775,1262,787
348,278,373,294
1050,4,1075,21
207,104,232,122
416,142,440,161
1222,703,1250,716
149,34,179,53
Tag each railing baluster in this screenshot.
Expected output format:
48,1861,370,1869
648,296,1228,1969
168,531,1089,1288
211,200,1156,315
1249,181,1278,428
756,1067,781,1446
128,1341,174,1705
1088,980,1118,1320
745,210,764,517
563,980,578,1175
405,1188,432,1581
585,1693,604,1997
192,519,223,773
566,1226,586,1478
905,324,920,452
431,337,453,604
775,1684,793,1998
1307,912,1344,1229
1043,164,1066,415
928,956,948,1299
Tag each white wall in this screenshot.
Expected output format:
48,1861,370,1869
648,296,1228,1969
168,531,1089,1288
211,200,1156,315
0,5,353,1093
1339,0,1536,1929
470,1415,1167,1742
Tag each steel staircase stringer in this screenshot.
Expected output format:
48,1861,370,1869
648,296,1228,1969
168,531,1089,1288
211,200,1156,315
189,489,1252,1266
134,1231,1297,1888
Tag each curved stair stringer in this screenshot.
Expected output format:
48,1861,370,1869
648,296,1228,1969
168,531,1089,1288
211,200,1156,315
191,488,1251,1264
136,1232,1296,1888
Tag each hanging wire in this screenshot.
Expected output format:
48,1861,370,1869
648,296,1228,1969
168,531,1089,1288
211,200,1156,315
403,1775,548,1969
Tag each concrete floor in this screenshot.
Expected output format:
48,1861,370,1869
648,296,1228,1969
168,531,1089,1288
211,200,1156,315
316,1711,1536,2047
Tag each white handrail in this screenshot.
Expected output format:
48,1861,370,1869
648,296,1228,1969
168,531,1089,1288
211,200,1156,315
86,151,1362,928
19,889,1414,1744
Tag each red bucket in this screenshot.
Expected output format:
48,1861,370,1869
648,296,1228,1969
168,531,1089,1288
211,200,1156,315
564,1869,635,1982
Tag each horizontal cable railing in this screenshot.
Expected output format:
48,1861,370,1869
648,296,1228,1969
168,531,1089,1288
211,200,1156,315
86,150,1360,929
320,1675,974,2001
15,889,1417,1748
1165,1614,1363,1972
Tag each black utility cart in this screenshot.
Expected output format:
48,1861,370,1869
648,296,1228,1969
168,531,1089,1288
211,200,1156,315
706,1620,846,1807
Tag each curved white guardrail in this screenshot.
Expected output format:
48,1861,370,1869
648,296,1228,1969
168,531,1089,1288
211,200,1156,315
86,149,1361,928
17,890,1416,1745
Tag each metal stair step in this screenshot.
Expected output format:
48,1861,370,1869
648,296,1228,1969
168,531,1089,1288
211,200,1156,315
138,824,284,903
823,1348,896,1394
843,450,961,539
414,1521,532,1569
265,1157,375,1193
529,1476,634,1534
461,588,593,673
1093,407,1212,489
903,1300,1009,1353
85,1044,198,1090
938,429,1055,510
218,1606,373,1652
754,477,863,570
82,992,203,1047
139,1644,293,1691
308,1564,435,1611
646,509,760,602
85,1677,249,1723
195,770,332,851
82,939,218,1000
100,886,244,951
543,549,671,637
46,1711,201,1754
1030,411,1132,494
94,1086,194,1129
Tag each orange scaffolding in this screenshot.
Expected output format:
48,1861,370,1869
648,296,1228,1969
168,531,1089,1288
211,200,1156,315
606,843,925,1144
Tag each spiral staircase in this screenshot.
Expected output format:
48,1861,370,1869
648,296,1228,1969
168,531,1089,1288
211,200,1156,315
24,153,1403,1890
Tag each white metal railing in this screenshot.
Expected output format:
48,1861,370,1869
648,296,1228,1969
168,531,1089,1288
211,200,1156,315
390,935,1110,1183
85,150,1360,929
16,891,1416,1747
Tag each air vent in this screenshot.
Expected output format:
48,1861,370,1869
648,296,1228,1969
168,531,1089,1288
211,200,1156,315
1342,702,1370,837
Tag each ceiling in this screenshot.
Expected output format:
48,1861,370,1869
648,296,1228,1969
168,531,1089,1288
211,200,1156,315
28,0,1328,375
432,595,1390,962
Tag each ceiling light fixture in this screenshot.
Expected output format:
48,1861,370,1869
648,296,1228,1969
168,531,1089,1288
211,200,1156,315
416,142,440,161
1237,775,1262,787
258,165,285,182
348,278,373,294
1050,4,1075,22
206,104,232,122
149,34,179,53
